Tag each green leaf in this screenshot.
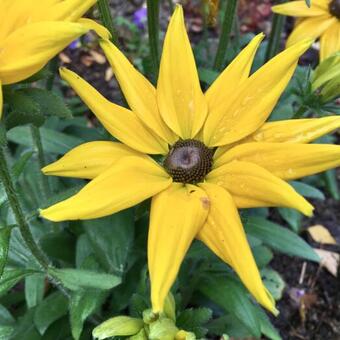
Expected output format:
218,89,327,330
261,268,285,300
0,304,15,325
245,217,320,262
323,169,339,200
25,273,45,308
252,304,281,340
0,325,14,339
12,151,34,180
10,308,41,339
0,226,13,278
70,290,106,340
277,208,302,232
198,68,219,85
290,181,325,200
0,268,38,296
48,267,121,291
252,245,273,268
83,209,135,276
34,291,68,335
19,88,73,119
177,308,212,337
199,276,261,337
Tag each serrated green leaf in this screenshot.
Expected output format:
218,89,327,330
261,268,285,300
5,111,45,130
25,273,45,308
48,267,121,291
245,217,320,262
290,181,325,200
34,291,68,335
177,308,212,337
0,268,38,296
0,226,13,278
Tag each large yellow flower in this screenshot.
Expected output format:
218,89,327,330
272,0,340,61
0,0,110,117
40,6,340,315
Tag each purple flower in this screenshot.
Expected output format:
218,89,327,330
69,39,81,50
133,6,147,30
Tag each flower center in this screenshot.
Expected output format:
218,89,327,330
329,0,340,18
163,139,213,184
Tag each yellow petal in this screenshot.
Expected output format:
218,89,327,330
100,39,176,144
42,141,145,179
208,160,314,215
214,142,340,181
148,183,209,312
203,33,264,144
0,21,88,84
272,1,328,17
197,182,276,313
246,116,340,144
204,39,312,147
320,22,340,61
40,156,172,222
157,5,208,139
60,68,168,155
286,16,336,48
77,18,111,39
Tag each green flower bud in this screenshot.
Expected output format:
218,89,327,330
143,309,159,324
149,318,179,340
92,316,143,339
175,330,196,340
164,292,176,321
129,328,148,340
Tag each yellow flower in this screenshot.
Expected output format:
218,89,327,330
0,0,110,117
40,5,340,315
272,0,340,61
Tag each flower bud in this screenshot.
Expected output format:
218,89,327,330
143,309,159,324
149,318,179,340
164,292,176,321
175,330,197,340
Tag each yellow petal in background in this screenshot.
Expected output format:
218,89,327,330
197,183,277,313
148,183,209,312
272,1,328,17
157,5,208,139
246,116,340,144
0,22,88,84
100,39,176,144
42,141,145,179
203,33,264,144
208,160,314,215
204,39,312,147
77,18,111,39
40,156,172,222
320,22,340,61
215,142,340,181
60,68,168,155
286,16,336,48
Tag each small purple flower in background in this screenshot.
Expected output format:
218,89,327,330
69,38,81,50
133,6,147,30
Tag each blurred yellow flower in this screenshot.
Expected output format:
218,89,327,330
272,0,340,61
0,0,110,117
40,5,340,315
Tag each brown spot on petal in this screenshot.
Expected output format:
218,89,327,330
201,197,210,210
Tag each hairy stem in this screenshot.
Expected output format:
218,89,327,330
147,0,160,81
97,0,119,44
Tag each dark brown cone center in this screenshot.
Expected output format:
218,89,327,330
163,139,213,184
329,0,340,18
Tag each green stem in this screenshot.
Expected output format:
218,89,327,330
213,0,238,71
97,0,118,44
45,58,59,91
264,4,286,62
147,0,160,81
0,147,50,270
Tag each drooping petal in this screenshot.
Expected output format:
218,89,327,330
320,22,340,61
271,1,328,17
157,5,208,139
40,156,172,222
100,39,177,144
214,142,340,181
77,18,111,39
60,68,168,155
42,141,145,179
0,22,88,84
245,116,340,144
203,33,264,143
207,160,314,215
286,16,336,48
203,39,312,147
197,182,276,313
148,183,209,312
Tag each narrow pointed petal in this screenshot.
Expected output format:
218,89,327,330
149,183,209,312
203,39,312,147
272,1,328,17
42,141,145,179
286,16,336,48
40,156,172,222
197,182,276,313
208,161,314,215
157,5,208,139
77,18,111,39
100,39,177,144
0,22,88,84
203,33,264,144
60,68,168,155
320,22,340,61
246,116,340,144
214,142,340,181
